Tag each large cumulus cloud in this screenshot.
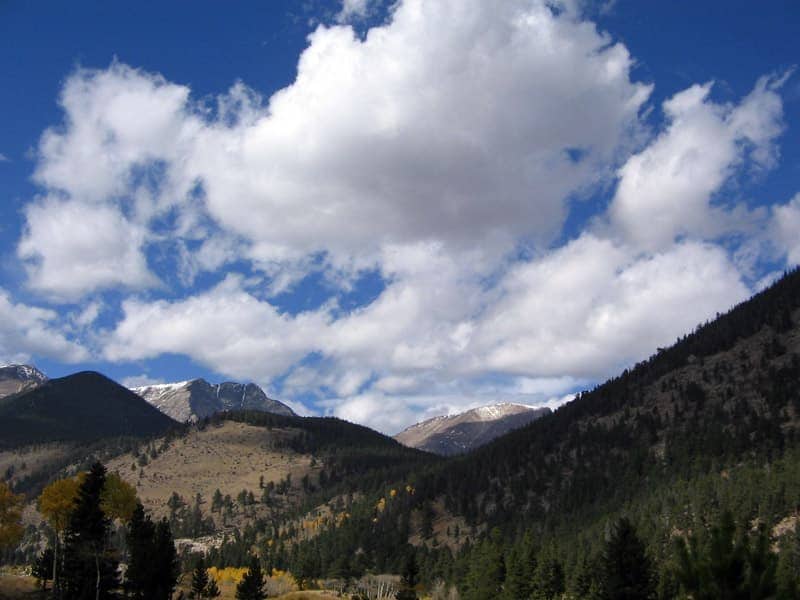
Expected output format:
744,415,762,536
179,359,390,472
14,0,796,432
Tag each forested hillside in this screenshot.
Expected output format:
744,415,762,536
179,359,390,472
0,372,177,449
262,268,800,597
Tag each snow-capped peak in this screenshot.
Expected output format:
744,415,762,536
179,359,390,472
0,364,48,382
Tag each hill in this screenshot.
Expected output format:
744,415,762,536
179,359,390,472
268,269,800,591
132,379,295,422
394,403,550,455
0,371,177,450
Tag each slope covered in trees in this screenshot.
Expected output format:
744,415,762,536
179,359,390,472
0,371,177,449
267,269,800,595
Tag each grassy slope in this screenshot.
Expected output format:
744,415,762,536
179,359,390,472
106,420,318,525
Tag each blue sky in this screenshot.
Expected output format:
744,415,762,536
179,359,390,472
1,0,798,433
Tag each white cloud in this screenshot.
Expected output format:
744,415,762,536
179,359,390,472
608,77,785,251
772,193,800,265
0,289,89,364
33,63,197,206
17,0,791,432
189,0,650,262
24,0,650,298
101,236,749,432
470,236,749,379
337,0,373,23
18,197,157,301
0,153,9,162
103,274,330,380
70,300,103,329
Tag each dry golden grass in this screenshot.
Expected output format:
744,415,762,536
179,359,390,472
0,443,75,489
0,572,342,600
0,570,43,600
105,421,320,522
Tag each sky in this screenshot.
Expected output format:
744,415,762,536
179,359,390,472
1,0,799,434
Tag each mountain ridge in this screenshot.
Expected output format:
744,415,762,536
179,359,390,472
394,402,551,455
0,364,47,399
132,378,295,422
0,371,177,449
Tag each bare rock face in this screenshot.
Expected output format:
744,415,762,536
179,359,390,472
394,403,551,455
0,364,47,399
132,379,295,423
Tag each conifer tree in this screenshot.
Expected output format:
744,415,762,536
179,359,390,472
463,530,505,600
61,462,119,600
598,517,655,600
236,555,266,600
153,517,180,600
777,524,800,599
396,551,419,600
503,531,536,600
190,557,210,599
532,547,565,600
125,503,156,599
125,502,179,600
673,511,777,599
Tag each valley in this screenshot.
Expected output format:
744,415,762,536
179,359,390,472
2,269,800,598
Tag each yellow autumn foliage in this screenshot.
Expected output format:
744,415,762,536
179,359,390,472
39,470,138,528
207,566,248,584
0,481,24,550
206,565,298,595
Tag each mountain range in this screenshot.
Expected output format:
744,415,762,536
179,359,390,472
131,378,295,423
394,402,550,455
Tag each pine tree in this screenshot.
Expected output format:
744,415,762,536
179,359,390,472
190,557,210,599
673,511,777,599
504,531,536,600
125,502,156,599
125,502,178,600
211,489,223,512
777,523,800,599
61,462,120,600
463,531,505,600
598,517,655,600
236,555,266,600
153,518,180,600
396,551,419,600
532,548,565,600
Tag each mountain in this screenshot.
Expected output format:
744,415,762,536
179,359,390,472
268,269,800,591
394,402,551,455
0,371,177,449
0,364,47,399
132,378,295,422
